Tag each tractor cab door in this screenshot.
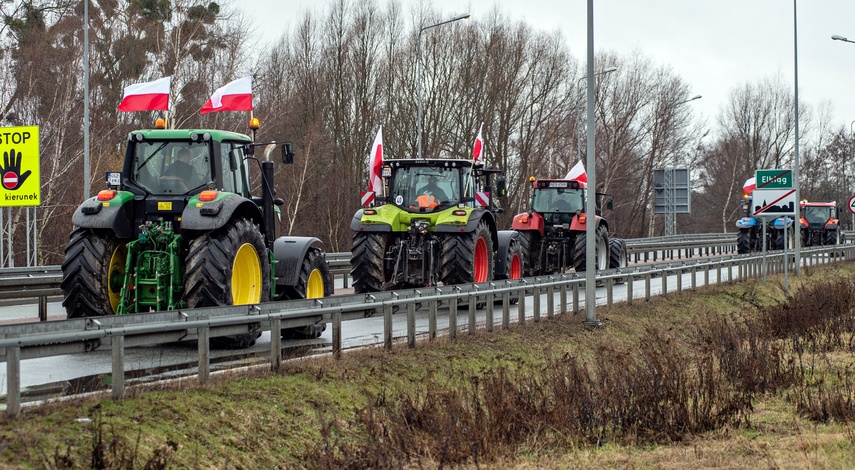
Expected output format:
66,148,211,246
218,142,250,197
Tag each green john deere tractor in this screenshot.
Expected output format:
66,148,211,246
350,159,523,293
61,125,332,348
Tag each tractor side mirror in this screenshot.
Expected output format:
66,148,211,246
606,196,614,211
227,149,239,171
282,143,294,164
495,174,507,197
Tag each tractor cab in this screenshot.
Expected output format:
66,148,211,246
386,159,487,213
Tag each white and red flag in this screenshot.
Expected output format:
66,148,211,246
200,76,252,114
471,122,484,161
564,160,587,183
743,177,756,195
368,126,384,195
117,76,171,112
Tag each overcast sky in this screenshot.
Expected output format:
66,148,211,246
241,0,855,132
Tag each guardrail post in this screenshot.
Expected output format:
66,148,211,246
6,346,19,417
271,318,282,368
407,300,416,348
559,279,567,314
627,273,633,305
486,283,495,332
573,281,579,314
606,277,614,305
449,291,458,339
532,283,541,322
429,290,439,341
704,264,710,286
198,327,209,384
502,286,510,330
38,296,47,322
331,312,341,359
518,282,527,325
690,265,697,290
676,267,682,293
661,268,668,296
111,335,125,400
384,303,393,349
645,272,652,301
468,288,477,335
547,284,555,319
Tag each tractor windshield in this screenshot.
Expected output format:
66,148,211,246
390,166,465,212
803,206,834,225
532,188,585,213
131,141,213,195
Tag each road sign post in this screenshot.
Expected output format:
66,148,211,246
848,194,855,230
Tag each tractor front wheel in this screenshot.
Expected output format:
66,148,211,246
515,231,539,277
279,248,332,339
573,225,609,273
495,237,523,280
737,228,751,254
351,233,391,293
61,228,128,318
440,220,494,285
184,218,270,349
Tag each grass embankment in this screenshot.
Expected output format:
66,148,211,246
2,264,855,469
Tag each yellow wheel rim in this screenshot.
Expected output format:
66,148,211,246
107,243,127,314
306,268,324,299
231,243,262,305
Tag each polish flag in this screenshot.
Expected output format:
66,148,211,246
564,160,587,183
200,76,252,114
368,126,384,195
117,77,171,112
472,122,484,161
743,177,756,195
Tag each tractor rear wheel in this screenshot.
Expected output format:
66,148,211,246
351,232,390,293
608,237,628,285
737,228,751,254
184,218,269,349
573,225,609,273
516,231,539,276
825,229,841,245
61,228,128,318
440,220,494,285
279,248,332,339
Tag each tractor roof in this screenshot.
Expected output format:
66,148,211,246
129,129,253,143
801,201,836,207
387,158,480,169
532,178,587,189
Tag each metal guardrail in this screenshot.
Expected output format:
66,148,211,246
1,243,852,417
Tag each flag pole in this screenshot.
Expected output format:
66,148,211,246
464,122,484,198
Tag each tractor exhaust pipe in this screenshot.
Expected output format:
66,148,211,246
261,160,276,246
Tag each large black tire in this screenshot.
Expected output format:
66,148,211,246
573,225,609,273
608,238,627,270
495,237,524,280
775,229,794,250
184,218,269,349
351,232,390,293
440,220,494,285
61,228,128,318
737,228,751,254
516,230,539,277
825,228,841,245
279,248,332,339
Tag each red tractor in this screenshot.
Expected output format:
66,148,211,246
799,201,844,246
510,178,627,277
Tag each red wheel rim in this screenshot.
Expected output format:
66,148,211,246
474,237,488,282
509,253,522,279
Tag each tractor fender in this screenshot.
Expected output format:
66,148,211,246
736,217,758,229
435,209,498,249
511,211,545,235
181,195,262,231
273,236,326,287
495,230,519,275
350,209,393,232
826,222,840,231
772,217,793,229
71,196,135,239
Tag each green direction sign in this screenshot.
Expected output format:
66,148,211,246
755,169,793,189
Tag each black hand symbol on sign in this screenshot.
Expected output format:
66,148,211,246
0,148,31,190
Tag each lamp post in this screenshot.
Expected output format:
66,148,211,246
417,13,470,160
832,34,855,44
575,66,617,164
851,120,855,230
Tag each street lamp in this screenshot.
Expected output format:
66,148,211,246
575,66,617,164
832,34,855,44
417,13,470,160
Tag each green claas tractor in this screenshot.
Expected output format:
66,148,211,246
350,159,523,293
61,123,332,348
